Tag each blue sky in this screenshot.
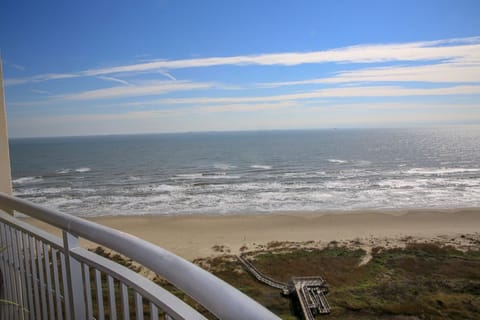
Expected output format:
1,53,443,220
1,0,479,137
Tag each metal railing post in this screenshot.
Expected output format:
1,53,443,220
62,231,86,320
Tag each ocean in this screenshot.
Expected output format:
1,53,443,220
9,127,480,217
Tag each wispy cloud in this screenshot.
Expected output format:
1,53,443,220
1,59,26,71
6,36,480,86
30,89,51,95
12,82,479,108
8,63,25,71
54,80,214,101
10,80,215,106
5,72,76,86
82,37,479,74
197,101,298,113
97,76,132,86
146,85,480,106
258,62,480,88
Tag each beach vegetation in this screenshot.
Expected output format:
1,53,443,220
92,238,480,319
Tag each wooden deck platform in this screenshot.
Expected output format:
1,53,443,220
237,255,331,318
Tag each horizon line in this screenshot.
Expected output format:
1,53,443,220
8,124,479,140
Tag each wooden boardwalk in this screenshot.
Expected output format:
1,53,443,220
237,255,288,291
237,255,331,318
292,277,330,319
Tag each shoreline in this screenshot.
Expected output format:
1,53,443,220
65,206,480,218
23,208,480,260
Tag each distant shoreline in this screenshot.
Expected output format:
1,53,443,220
24,207,480,260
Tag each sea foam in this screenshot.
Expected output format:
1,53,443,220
13,176,43,184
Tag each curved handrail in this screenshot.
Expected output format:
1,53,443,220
0,210,206,319
0,192,280,320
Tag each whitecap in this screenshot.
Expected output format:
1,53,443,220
213,163,237,170
57,169,72,174
13,176,43,184
327,159,348,164
405,167,480,175
377,179,424,189
283,171,325,178
75,167,91,173
15,187,72,196
283,172,304,177
172,173,203,179
202,174,241,179
250,165,272,170
141,184,184,192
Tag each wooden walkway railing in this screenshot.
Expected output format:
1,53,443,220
236,255,288,291
237,256,331,319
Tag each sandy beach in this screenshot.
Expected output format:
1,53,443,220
23,208,480,260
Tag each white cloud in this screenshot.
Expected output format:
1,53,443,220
5,72,77,86
6,36,480,86
9,80,215,106
82,37,480,75
334,63,480,83
58,80,214,101
197,101,298,113
259,62,480,87
10,83,480,108
146,85,480,106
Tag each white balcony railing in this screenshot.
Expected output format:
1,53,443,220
0,192,280,320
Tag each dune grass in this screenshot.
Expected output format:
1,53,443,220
94,238,480,319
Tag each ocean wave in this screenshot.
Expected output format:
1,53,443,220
13,187,100,196
203,182,283,192
355,160,371,166
13,176,44,184
75,167,91,173
137,184,184,193
42,198,84,208
57,169,72,174
250,165,272,170
336,169,371,179
173,172,240,180
18,179,480,216
283,171,326,178
203,174,240,179
173,173,203,179
405,167,480,175
376,179,428,189
213,163,237,170
327,159,348,164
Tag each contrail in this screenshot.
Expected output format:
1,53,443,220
159,70,177,81
97,76,131,86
